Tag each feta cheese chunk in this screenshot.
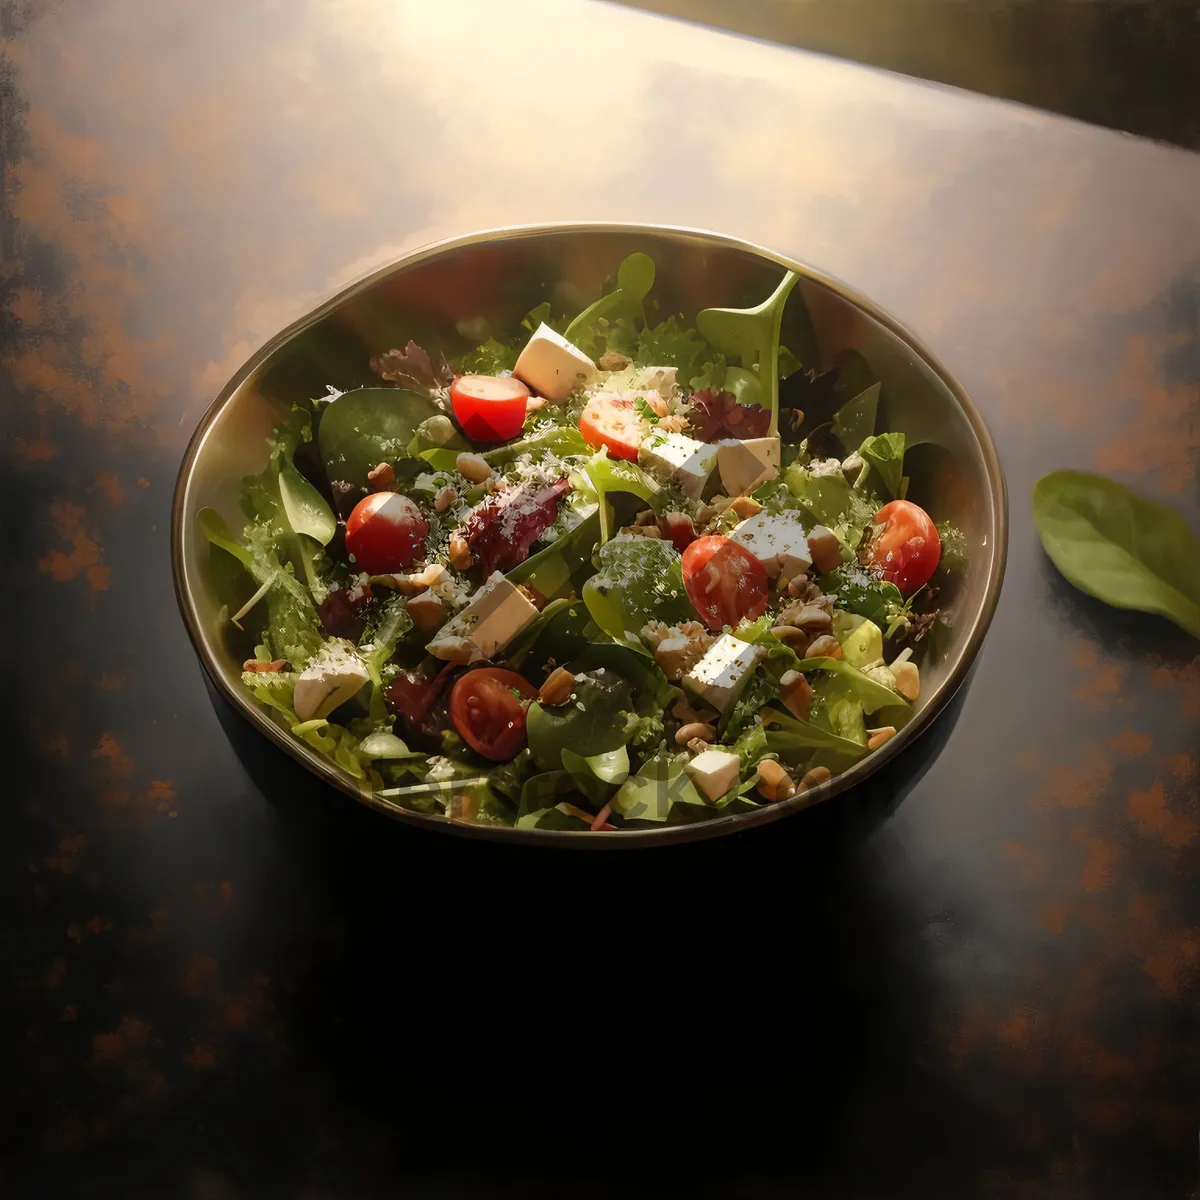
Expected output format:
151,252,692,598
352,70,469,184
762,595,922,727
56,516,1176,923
684,749,741,803
638,432,718,500
716,436,781,496
682,633,765,715
429,571,538,664
730,511,811,580
513,322,597,401
293,639,369,722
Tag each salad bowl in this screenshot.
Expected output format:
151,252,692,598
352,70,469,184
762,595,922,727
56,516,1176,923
173,223,1007,847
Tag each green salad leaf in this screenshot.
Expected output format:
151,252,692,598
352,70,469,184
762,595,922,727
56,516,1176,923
278,460,337,546
564,252,656,359
483,425,587,468
525,668,633,771
459,338,518,376
1032,470,1200,640
634,315,712,380
794,655,907,715
582,536,693,652
832,382,880,453
583,448,662,544
783,460,877,550
197,507,253,567
612,752,704,823
696,269,799,436
764,708,868,762
858,430,906,499
820,564,906,629
508,510,601,601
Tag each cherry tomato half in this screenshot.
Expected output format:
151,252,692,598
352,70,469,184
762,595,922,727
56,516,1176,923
681,535,769,631
450,374,530,442
449,668,537,761
345,492,429,575
578,393,649,461
868,500,941,594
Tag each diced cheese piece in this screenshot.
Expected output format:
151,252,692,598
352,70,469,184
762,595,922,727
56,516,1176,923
293,639,369,721
513,322,597,401
730,512,811,580
638,432,718,500
430,571,538,664
682,633,764,715
716,436,781,496
683,749,741,803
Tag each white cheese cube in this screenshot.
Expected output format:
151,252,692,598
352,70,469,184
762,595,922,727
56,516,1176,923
513,323,597,401
730,512,811,580
293,639,369,721
430,572,539,664
683,749,741,803
638,432,718,500
716,436,781,496
682,633,764,715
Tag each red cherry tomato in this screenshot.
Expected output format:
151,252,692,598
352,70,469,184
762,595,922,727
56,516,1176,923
450,374,529,442
868,500,941,593
345,492,429,575
578,393,648,461
681,535,769,631
449,668,537,761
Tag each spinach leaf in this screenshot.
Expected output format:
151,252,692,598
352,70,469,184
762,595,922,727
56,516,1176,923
278,461,337,546
1032,470,1200,640
794,655,906,715
612,752,704,823
764,708,867,761
858,431,905,499
508,510,600,600
197,507,253,567
319,387,459,488
525,669,634,771
582,536,693,652
561,746,630,806
783,460,877,550
696,269,799,437
564,252,656,360
832,382,880,453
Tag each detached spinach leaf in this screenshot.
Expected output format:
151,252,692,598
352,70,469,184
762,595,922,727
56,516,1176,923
582,536,693,652
1032,470,1200,640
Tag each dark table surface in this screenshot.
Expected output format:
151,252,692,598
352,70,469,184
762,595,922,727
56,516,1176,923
3,2,1199,1196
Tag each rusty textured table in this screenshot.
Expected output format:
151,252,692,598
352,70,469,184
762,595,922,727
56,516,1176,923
3,1,1199,1196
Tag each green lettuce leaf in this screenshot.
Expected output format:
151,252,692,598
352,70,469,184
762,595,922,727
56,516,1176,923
858,431,905,499
581,536,693,653
832,382,880,453
783,460,877,550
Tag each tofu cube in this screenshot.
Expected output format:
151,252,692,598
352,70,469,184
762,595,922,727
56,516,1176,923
638,432,718,500
716,436,781,496
684,749,741,803
430,572,539,664
730,512,811,580
293,639,369,721
513,323,597,401
682,633,765,715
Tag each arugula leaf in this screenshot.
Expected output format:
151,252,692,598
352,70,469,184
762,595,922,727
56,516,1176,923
564,253,656,360
858,431,905,499
583,449,662,543
1032,470,1200,640
696,270,799,436
832,382,880,453
582,536,693,652
483,425,587,468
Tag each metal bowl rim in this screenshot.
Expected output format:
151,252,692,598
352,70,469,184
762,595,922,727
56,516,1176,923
171,220,1009,849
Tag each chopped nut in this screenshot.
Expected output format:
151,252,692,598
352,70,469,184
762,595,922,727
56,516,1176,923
893,660,920,701
800,765,832,791
455,452,494,483
525,395,547,412
243,658,288,672
427,636,475,664
786,573,810,599
806,634,842,659
675,721,716,746
374,563,449,595
641,621,671,650
778,670,814,721
755,758,795,803
646,394,669,417
367,461,396,492
406,588,445,632
434,485,457,512
778,603,833,635
770,627,811,653
729,495,762,519
653,621,714,680
686,737,711,755
634,508,658,526
657,414,687,434
598,350,631,371
807,525,844,573
538,667,576,706
448,533,473,570
841,452,865,480
867,725,897,751
622,523,662,538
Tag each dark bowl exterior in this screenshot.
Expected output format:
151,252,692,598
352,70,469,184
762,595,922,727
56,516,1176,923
172,223,1007,847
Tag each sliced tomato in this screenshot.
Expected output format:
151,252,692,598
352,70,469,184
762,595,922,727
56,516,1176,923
345,491,429,574
578,392,649,461
867,500,941,594
449,668,537,761
450,374,530,442
681,535,769,631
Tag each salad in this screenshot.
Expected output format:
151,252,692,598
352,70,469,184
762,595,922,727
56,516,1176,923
199,252,964,832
